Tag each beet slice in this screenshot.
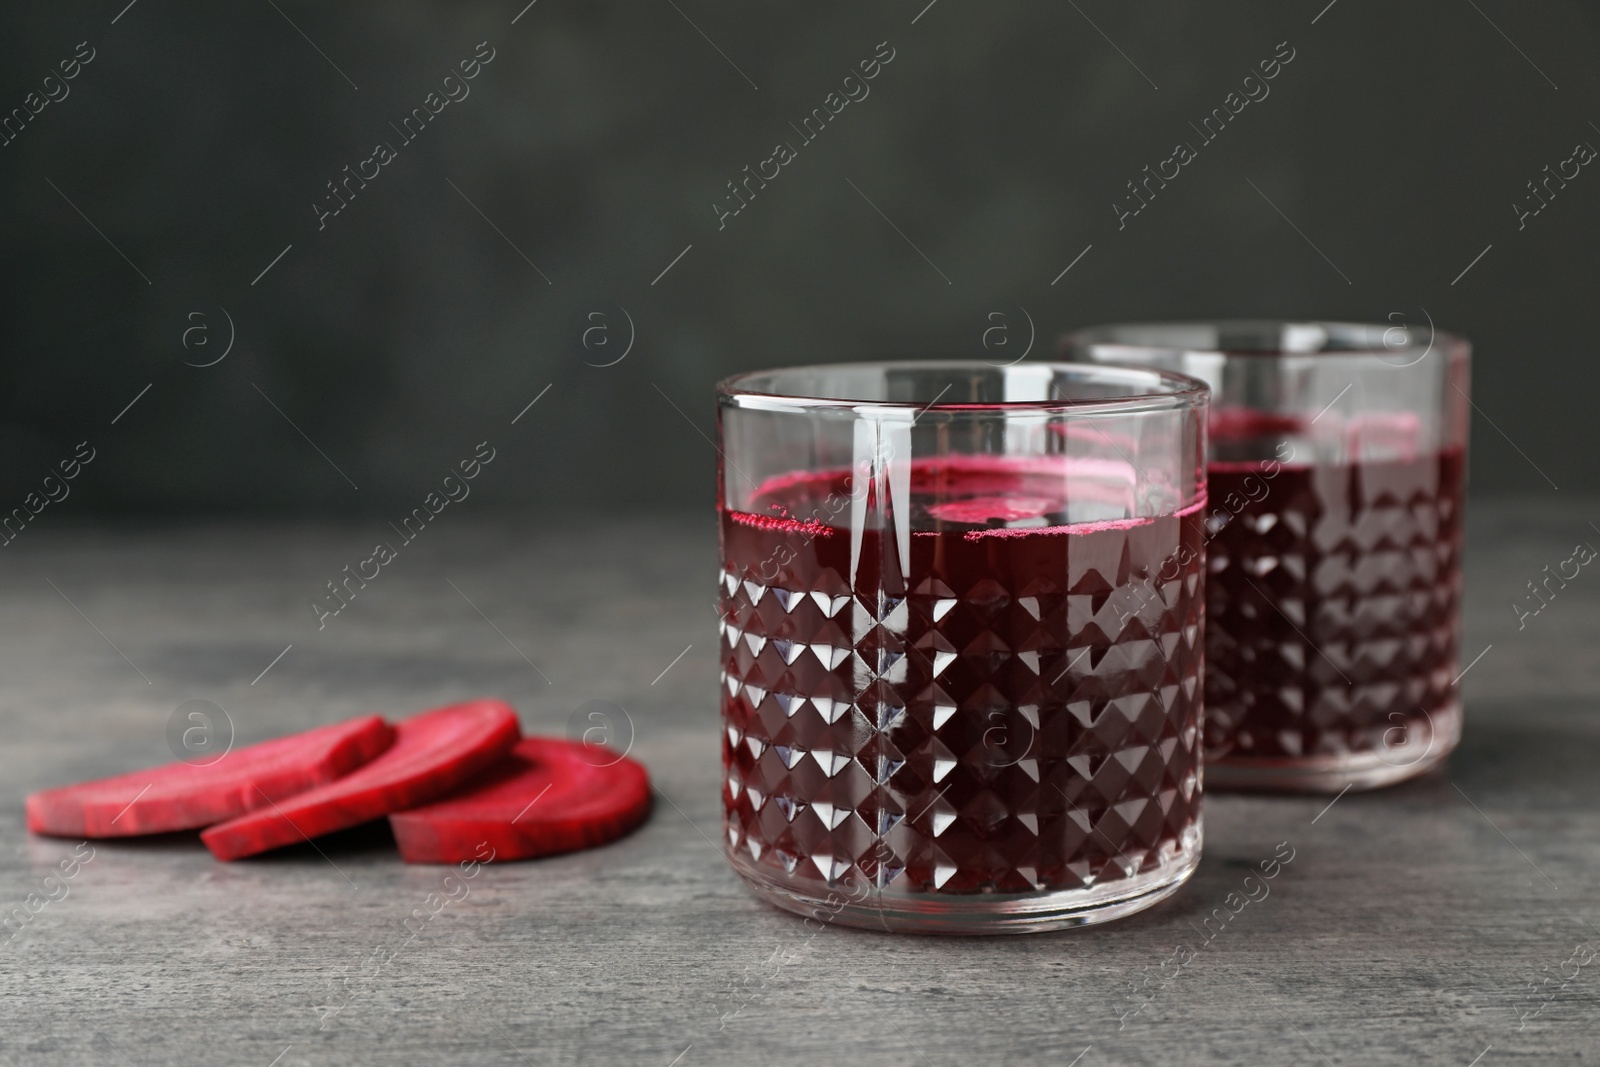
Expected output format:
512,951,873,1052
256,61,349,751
388,738,652,864
201,700,521,861
26,715,394,839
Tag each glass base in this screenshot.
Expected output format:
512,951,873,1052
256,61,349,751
726,830,1202,936
1206,701,1461,793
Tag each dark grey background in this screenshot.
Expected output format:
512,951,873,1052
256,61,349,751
1,0,1594,517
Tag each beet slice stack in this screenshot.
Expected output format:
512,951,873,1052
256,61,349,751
26,715,393,838
389,738,652,864
201,700,520,861
26,699,653,866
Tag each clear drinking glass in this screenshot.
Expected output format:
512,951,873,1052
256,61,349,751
715,362,1209,934
1065,322,1470,792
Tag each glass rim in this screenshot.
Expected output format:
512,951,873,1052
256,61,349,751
715,359,1210,416
1066,319,1470,362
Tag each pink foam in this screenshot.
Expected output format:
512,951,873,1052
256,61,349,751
961,515,1153,541
927,496,1056,524
727,510,834,537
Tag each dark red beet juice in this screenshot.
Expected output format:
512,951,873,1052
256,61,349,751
1202,428,1465,787
719,458,1205,901
1065,319,1472,791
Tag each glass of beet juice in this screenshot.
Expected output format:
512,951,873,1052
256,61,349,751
715,362,1210,933
1066,322,1470,793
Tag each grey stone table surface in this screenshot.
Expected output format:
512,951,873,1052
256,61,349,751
1,501,1597,1067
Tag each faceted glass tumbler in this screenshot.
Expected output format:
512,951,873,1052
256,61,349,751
715,362,1210,934
1066,322,1471,793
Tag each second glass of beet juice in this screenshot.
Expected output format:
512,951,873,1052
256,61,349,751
1066,322,1471,793
716,362,1209,933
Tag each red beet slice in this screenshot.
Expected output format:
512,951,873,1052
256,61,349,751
388,737,652,864
26,715,394,839
201,700,521,861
